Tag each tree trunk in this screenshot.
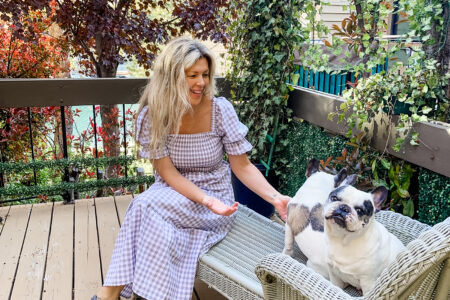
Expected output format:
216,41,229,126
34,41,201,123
94,29,120,179
99,66,121,179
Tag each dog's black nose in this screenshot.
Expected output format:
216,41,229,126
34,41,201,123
335,204,351,216
339,204,350,213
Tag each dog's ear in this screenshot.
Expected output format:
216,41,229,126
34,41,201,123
305,159,320,178
333,168,348,187
372,186,388,211
340,174,357,187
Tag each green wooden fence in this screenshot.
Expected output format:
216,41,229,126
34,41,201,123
289,60,389,95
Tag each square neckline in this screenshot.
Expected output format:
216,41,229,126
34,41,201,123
168,97,216,137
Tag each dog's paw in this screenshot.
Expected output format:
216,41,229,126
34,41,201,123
282,247,294,257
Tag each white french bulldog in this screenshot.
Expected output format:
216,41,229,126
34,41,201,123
323,184,406,294
282,159,357,279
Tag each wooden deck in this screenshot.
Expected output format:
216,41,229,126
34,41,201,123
0,195,226,300
0,195,133,300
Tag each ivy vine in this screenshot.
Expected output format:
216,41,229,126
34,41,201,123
0,175,154,198
324,0,449,151
0,155,136,173
225,0,306,174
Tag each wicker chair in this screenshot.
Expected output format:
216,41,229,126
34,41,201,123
255,211,450,300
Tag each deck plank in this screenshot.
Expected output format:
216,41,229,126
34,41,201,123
95,196,121,279
10,202,53,300
42,202,74,300
115,194,133,225
116,195,134,300
0,204,31,299
0,205,11,235
74,198,102,300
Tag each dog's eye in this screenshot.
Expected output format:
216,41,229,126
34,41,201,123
355,208,362,214
331,195,339,202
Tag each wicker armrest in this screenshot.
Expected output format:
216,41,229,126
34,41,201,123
366,217,450,299
375,210,431,245
256,218,449,300
255,253,358,300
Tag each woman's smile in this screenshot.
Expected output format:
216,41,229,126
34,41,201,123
185,57,210,106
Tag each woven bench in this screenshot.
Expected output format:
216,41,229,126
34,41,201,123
196,205,285,299
197,205,450,300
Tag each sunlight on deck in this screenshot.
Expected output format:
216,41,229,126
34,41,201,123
0,195,132,300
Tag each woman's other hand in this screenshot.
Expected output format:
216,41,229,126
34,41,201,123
273,194,291,221
202,195,238,216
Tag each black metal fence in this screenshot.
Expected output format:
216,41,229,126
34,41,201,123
0,78,147,204
0,78,230,204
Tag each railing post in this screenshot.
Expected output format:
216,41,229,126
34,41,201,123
27,107,37,186
68,177,75,204
60,106,71,204
122,104,128,178
92,105,99,176
71,166,80,200
0,149,4,188
96,169,104,197
137,167,145,193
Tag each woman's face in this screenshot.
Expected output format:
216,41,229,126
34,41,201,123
185,57,210,106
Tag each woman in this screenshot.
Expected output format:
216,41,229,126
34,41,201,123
93,37,291,300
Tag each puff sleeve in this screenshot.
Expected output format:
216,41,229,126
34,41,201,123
135,106,169,159
216,97,253,155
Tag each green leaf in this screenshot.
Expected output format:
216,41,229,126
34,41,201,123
398,188,410,198
292,73,300,83
274,53,285,62
402,199,414,217
421,106,432,114
371,159,379,180
372,178,388,188
380,158,391,170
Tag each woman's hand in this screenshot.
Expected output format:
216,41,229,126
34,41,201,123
202,195,238,216
273,194,291,221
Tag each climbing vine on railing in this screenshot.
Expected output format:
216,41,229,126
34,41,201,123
327,0,449,152
0,155,136,173
225,0,306,174
0,175,154,198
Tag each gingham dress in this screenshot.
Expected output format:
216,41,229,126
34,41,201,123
104,96,252,300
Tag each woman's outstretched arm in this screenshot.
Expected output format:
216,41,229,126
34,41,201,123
228,153,290,220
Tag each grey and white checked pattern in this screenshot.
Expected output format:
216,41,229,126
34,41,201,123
104,97,252,300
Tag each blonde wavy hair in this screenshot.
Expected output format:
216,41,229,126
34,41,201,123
135,37,216,153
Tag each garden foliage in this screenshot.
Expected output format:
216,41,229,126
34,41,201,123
225,0,305,172
1,0,233,179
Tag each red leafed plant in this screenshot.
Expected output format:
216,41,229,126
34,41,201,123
0,1,69,172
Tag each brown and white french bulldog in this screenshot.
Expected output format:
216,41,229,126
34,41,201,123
323,185,406,294
282,159,357,279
